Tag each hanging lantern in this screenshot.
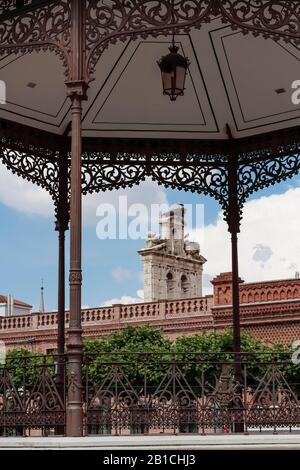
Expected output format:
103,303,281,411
158,44,190,101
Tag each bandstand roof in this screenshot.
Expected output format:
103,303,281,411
1,1,300,212
1,16,300,142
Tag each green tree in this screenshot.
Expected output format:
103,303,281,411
4,327,300,396
5,349,54,389
83,326,172,387
172,329,272,386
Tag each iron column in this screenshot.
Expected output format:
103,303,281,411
227,128,244,433
66,0,87,437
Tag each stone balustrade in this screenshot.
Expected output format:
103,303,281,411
0,296,213,333
2,275,300,350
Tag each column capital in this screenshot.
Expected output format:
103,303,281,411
65,80,88,100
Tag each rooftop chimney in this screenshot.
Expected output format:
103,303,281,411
7,294,14,316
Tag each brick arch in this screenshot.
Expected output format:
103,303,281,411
267,291,273,301
273,290,279,301
293,288,299,298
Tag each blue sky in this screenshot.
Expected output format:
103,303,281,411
1,162,300,312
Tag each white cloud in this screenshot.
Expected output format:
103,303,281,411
191,187,300,285
102,289,144,307
111,267,132,282
85,178,168,227
0,164,168,227
137,289,144,299
0,164,53,217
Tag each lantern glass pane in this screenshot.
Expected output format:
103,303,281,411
175,66,187,91
162,71,173,94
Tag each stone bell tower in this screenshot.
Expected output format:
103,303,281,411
138,206,206,302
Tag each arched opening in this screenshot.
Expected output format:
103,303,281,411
166,272,175,299
181,274,189,296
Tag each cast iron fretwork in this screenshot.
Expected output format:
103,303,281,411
1,351,299,436
80,140,300,228
1,121,300,232
238,151,300,208
2,2,300,79
84,352,300,435
0,0,71,77
81,151,230,213
0,119,62,214
0,354,66,435
0,1,300,222
84,1,300,79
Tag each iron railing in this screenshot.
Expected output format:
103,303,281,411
0,354,66,437
1,352,300,436
84,352,300,435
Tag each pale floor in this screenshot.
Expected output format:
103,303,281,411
0,434,300,450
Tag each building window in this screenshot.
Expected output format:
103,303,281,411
181,275,189,295
166,272,175,298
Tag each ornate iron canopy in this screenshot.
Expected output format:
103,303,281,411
0,1,300,223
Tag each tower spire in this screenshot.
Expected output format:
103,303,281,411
39,278,45,313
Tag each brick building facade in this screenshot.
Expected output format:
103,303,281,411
1,271,300,352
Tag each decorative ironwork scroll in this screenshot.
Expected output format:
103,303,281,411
85,352,300,435
0,0,71,76
81,150,230,212
2,121,300,226
246,364,300,429
82,156,147,194
0,2,300,222
85,0,213,77
149,159,228,209
1,351,300,436
85,1,300,78
0,354,66,436
219,1,300,45
0,120,61,206
1,1,300,77
238,153,300,207
236,128,300,206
